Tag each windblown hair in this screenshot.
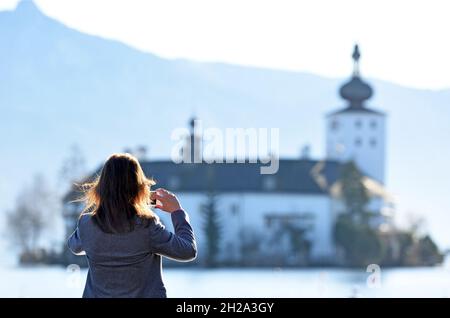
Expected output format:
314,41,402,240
79,153,156,233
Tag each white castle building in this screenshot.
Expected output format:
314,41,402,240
63,45,393,266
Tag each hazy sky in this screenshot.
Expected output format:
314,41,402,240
2,0,450,90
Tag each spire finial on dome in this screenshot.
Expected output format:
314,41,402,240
189,115,198,135
339,44,373,108
352,44,361,76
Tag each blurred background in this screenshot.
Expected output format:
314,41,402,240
0,0,449,297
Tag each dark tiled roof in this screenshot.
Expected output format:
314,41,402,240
142,159,340,194
63,159,342,203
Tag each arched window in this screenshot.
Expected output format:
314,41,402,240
230,203,239,216
331,120,339,131
355,138,362,147
370,120,377,129
355,119,362,129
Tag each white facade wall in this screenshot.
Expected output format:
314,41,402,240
157,192,335,263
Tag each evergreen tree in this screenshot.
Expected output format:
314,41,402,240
334,161,384,266
200,192,222,267
335,161,443,267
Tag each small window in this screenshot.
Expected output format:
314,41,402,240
370,138,377,147
370,120,377,129
355,120,362,129
355,138,362,147
230,203,239,216
331,120,339,131
265,216,273,228
263,176,276,190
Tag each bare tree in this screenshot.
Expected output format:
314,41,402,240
5,175,57,255
58,143,87,193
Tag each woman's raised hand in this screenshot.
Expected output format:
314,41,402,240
150,188,182,213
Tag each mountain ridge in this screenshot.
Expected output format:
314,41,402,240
7,0,450,93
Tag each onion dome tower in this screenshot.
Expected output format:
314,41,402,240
326,45,386,183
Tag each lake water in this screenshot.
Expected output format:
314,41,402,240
1,263,449,298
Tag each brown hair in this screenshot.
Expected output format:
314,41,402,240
80,153,156,233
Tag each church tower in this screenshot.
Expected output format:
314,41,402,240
326,45,386,183
180,117,203,163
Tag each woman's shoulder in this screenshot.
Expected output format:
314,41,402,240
78,213,95,227
135,214,164,232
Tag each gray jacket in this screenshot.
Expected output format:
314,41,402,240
68,209,197,298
